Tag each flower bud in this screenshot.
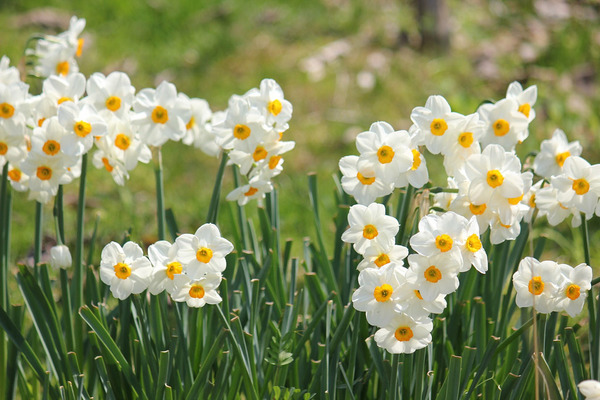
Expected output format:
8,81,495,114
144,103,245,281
49,244,72,269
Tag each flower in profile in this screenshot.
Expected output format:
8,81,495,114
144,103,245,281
99,241,153,300
579,380,600,400
533,129,581,179
551,156,600,217
226,176,273,206
147,240,184,295
394,125,429,189
512,257,562,314
41,73,86,107
180,96,220,157
341,203,399,254
394,281,447,319
49,244,72,269
352,264,406,327
374,313,433,354
245,78,293,131
175,223,234,279
357,241,408,271
170,273,223,308
555,263,592,317
505,81,537,123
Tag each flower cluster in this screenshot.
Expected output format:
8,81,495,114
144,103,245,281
26,16,86,79
343,204,487,354
217,79,295,205
99,223,233,305
2,19,294,208
512,257,592,317
339,121,428,205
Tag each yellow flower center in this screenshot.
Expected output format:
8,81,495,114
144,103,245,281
8,168,21,182
528,276,544,295
189,284,205,299
0,141,7,155
430,118,448,136
244,187,258,197
377,145,395,164
466,234,482,252
166,261,183,280
362,224,378,239
414,290,423,300
0,102,14,119
115,133,131,150
572,178,590,195
114,262,131,280
411,149,421,170
493,119,510,136
374,253,390,267
267,99,282,116
373,284,393,302
486,169,504,188
233,124,251,140
268,155,282,169
252,146,268,162
186,116,195,130
394,326,414,342
36,166,52,181
151,106,169,124
196,247,213,263
529,194,536,208
37,118,46,127
56,61,70,76
565,284,581,300
105,96,122,112
58,97,73,104
76,38,85,57
518,103,531,118
357,172,375,185
458,131,473,148
469,203,487,215
555,151,570,168
74,121,92,137
42,140,60,156
435,234,453,252
102,157,113,172
424,265,442,283
508,194,524,205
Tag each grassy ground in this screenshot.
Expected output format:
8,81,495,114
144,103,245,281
1,0,600,266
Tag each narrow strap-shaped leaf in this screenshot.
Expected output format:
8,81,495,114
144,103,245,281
79,306,147,400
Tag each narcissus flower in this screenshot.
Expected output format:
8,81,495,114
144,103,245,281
533,129,581,179
147,240,184,295
410,95,463,155
478,98,529,151
85,71,135,120
170,273,223,308
245,78,293,131
49,244,72,269
505,81,537,123
175,223,234,279
551,156,600,216
226,176,273,206
374,313,433,354
341,203,399,254
99,241,153,300
57,102,107,156
339,155,393,205
579,380,600,400
555,263,592,317
352,264,406,327
409,212,468,259
406,252,462,301
512,257,562,314
357,241,409,271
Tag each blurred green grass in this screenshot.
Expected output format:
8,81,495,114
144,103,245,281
2,0,600,267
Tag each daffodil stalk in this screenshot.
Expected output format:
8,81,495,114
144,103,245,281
0,164,9,400
73,153,88,309
582,215,598,379
33,201,43,281
152,146,166,240
206,152,228,224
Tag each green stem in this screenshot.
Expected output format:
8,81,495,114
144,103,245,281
396,185,415,244
0,163,8,400
389,354,400,400
73,153,88,309
153,147,165,241
582,216,598,379
206,153,228,224
53,185,65,244
34,201,43,282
